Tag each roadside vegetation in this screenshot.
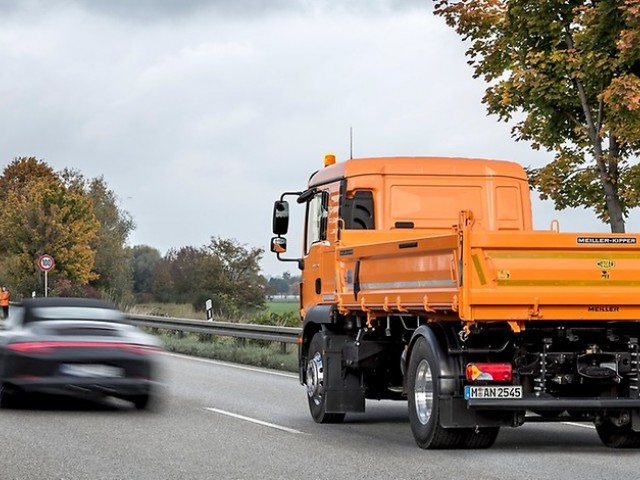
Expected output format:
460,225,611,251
156,331,298,373
128,299,299,325
129,299,300,372
0,157,301,371
0,157,299,313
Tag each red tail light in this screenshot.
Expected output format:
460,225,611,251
8,342,57,354
466,363,512,382
8,341,160,355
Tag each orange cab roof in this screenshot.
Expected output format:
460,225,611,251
309,156,528,187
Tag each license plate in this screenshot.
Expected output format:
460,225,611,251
60,364,124,378
464,385,523,400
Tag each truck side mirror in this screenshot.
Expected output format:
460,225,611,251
270,236,287,254
272,200,290,235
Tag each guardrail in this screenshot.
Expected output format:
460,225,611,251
124,313,301,352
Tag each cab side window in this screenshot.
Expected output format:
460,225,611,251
305,191,329,254
342,190,374,230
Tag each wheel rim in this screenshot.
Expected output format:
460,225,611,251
306,352,324,405
414,359,434,425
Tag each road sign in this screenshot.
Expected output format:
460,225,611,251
37,254,55,272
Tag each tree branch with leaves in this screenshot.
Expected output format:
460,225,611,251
434,0,640,231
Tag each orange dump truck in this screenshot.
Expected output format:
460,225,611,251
270,155,640,449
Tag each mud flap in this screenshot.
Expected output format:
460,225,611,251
322,333,365,413
439,396,515,428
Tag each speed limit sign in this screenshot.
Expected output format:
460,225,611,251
37,254,55,272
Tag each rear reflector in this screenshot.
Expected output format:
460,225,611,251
466,363,512,382
8,341,160,354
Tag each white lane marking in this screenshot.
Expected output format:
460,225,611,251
162,352,298,379
206,407,310,435
561,421,595,430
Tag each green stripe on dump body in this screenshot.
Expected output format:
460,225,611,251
472,254,487,285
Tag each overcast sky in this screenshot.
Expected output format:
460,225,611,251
1,0,636,277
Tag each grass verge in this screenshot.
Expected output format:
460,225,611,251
153,330,298,373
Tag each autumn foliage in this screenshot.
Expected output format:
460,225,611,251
434,0,640,231
0,157,267,314
0,158,100,296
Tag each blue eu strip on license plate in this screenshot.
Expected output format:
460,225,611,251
464,385,523,400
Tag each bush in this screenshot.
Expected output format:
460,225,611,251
252,309,299,328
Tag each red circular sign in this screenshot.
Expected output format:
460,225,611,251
37,254,55,272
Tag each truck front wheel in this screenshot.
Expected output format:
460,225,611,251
408,337,466,449
306,333,345,424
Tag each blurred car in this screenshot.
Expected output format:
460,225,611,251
0,297,163,409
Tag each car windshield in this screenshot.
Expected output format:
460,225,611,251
30,306,124,322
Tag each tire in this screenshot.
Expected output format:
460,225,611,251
0,383,19,409
460,427,500,449
407,337,466,449
131,393,151,410
305,333,345,424
596,422,640,448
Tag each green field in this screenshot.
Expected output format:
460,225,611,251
267,299,299,316
130,300,299,318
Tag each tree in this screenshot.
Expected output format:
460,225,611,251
151,257,174,303
85,176,135,303
132,245,162,299
267,271,301,297
151,238,265,316
162,246,215,306
0,158,100,296
267,276,289,297
204,237,265,312
434,0,640,231
59,169,136,303
0,157,58,203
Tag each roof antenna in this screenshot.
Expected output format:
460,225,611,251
349,127,353,159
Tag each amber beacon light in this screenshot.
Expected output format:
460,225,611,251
324,153,336,167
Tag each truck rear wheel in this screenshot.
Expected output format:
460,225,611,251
408,337,466,449
306,333,345,424
460,427,500,449
596,422,640,448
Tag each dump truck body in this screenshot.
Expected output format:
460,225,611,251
335,214,640,324
270,156,640,449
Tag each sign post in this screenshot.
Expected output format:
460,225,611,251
37,254,55,297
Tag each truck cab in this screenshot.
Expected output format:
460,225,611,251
273,155,532,316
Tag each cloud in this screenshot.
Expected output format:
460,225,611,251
0,0,633,279
0,0,428,21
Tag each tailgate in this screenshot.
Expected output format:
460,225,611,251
336,230,460,311
462,229,640,321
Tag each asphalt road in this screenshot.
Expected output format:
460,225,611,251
0,352,638,480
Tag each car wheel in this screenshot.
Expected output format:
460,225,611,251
0,383,19,409
131,393,151,410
